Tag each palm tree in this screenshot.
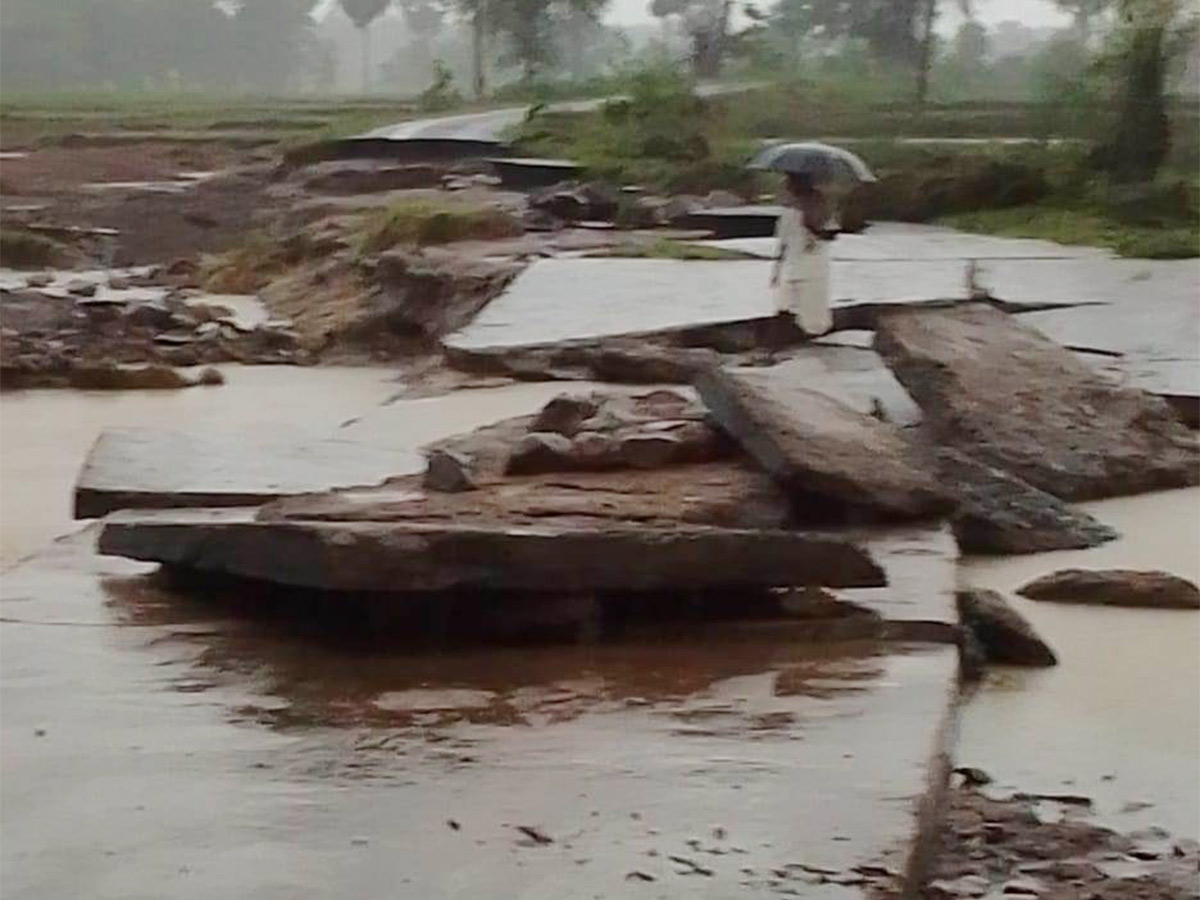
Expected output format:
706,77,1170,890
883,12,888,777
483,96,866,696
340,0,392,92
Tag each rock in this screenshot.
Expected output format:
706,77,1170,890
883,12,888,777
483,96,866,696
506,432,574,476
195,321,221,340
1001,877,1045,895
695,362,951,520
956,589,1057,667
424,448,477,493
65,279,97,298
67,363,197,391
616,196,668,229
703,189,744,209
571,431,616,466
123,302,176,330
937,449,1117,555
25,273,53,288
531,394,602,437
617,432,682,469
99,508,888,593
196,367,225,386
1017,569,1200,609
928,874,990,898
529,180,620,222
662,195,702,223
953,766,994,787
875,304,1199,501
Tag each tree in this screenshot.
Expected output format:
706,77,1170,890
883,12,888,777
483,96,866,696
340,0,392,91
650,0,734,77
458,0,490,97
1097,0,1195,180
1055,0,1113,42
397,0,447,82
491,0,556,81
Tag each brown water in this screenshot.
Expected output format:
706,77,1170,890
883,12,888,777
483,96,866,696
0,366,587,565
1,367,1197,900
1,368,961,897
959,488,1200,838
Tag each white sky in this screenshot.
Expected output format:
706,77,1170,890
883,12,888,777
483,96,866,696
605,0,1072,27
313,0,1073,31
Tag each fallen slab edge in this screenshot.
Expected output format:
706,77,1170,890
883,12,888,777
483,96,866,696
97,515,889,593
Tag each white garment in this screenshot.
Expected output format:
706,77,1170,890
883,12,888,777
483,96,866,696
773,206,832,336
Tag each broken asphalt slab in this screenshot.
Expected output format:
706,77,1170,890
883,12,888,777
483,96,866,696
875,303,1199,501
75,428,422,518
695,359,951,520
98,508,887,593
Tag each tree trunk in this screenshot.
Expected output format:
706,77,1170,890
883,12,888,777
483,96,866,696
915,0,938,108
360,25,372,94
471,6,486,98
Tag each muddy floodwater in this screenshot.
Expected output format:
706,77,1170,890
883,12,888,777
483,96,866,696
1,366,1197,898
959,488,1200,838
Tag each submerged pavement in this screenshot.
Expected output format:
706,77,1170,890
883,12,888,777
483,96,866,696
2,526,959,899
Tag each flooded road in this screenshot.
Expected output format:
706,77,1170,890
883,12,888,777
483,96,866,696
1,366,1196,899
1,367,958,897
959,488,1200,838
0,366,591,564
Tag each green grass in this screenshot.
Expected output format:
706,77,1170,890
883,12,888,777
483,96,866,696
586,238,754,260
0,230,66,268
942,205,1199,259
357,200,522,254
0,91,423,148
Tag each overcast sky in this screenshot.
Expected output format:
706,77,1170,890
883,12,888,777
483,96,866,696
604,0,1071,27
318,0,1072,31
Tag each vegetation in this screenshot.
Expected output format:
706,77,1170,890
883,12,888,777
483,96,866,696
587,238,754,260
943,206,1199,258
0,230,68,269
356,199,522,252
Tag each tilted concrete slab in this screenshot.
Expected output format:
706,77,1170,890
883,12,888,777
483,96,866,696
75,428,421,518
740,343,923,428
876,303,1199,501
696,360,950,520
97,508,887,593
443,258,776,351
443,257,971,355
3,527,960,900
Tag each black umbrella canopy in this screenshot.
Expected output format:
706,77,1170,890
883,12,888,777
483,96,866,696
747,142,877,187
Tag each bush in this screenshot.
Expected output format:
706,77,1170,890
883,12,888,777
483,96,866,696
358,200,522,253
0,229,66,268
867,153,1050,222
418,60,464,113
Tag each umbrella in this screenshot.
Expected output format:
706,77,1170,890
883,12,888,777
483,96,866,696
747,142,877,187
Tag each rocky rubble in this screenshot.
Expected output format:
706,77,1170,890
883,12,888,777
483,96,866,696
955,589,1057,667
910,787,1200,900
0,281,303,388
1017,569,1200,609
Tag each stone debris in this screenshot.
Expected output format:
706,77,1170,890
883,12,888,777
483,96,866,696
955,589,1057,667
1,283,304,389
423,448,477,493
936,448,1117,555
696,360,952,520
1017,569,1200,610
910,787,1198,900
875,303,1199,501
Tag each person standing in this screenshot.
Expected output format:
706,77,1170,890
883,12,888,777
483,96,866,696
770,172,834,337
